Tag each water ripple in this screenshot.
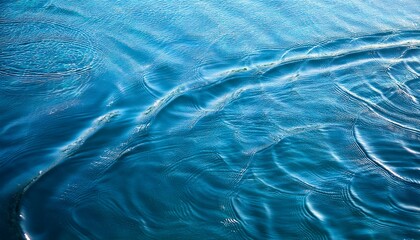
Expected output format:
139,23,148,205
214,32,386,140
0,20,101,97
1,3,419,238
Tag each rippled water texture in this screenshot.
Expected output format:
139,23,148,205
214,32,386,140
1,1,419,239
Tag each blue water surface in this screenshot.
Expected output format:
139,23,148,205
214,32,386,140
1,1,419,239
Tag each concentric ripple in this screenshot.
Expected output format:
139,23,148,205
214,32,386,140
0,21,101,96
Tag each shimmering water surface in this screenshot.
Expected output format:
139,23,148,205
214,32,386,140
1,1,419,239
